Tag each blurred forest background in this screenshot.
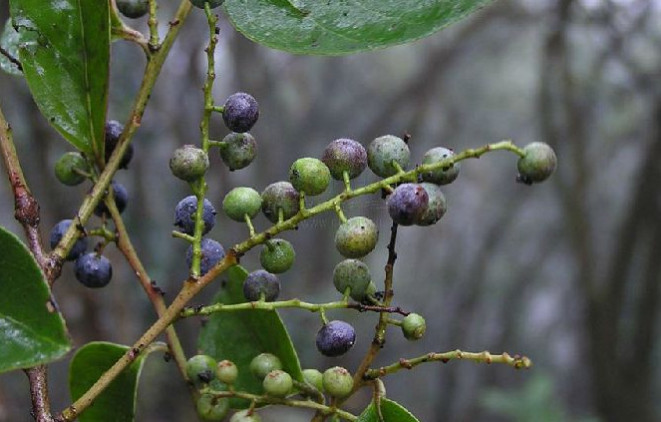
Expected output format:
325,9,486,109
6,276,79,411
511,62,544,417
1,0,661,421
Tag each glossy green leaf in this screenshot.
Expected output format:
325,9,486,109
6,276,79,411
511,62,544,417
223,0,493,56
0,226,71,373
9,0,110,156
69,342,149,422
0,19,22,76
358,397,421,422
198,265,303,408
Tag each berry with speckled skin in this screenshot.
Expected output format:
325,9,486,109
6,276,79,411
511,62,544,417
186,238,225,276
243,270,280,302
516,142,557,184
223,187,262,222
169,145,209,182
367,135,410,177
387,183,429,226
416,183,447,226
74,253,112,288
316,320,356,357
220,132,257,171
322,138,367,180
222,92,259,133
322,366,354,398
196,393,229,421
55,152,88,186
249,353,282,380
105,120,133,169
50,219,87,261
260,239,295,274
335,216,378,258
262,370,293,398
401,313,426,341
94,181,128,217
289,157,331,196
261,182,300,223
116,0,149,19
333,259,371,300
186,354,217,386
174,196,216,235
421,147,460,185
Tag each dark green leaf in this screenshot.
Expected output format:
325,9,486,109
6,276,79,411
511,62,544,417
358,397,421,422
0,226,71,373
223,0,493,55
198,265,303,408
69,342,149,422
0,19,22,76
9,0,110,156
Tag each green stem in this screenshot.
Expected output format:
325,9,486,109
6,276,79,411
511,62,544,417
148,0,160,50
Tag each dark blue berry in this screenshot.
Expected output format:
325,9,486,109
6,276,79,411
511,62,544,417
116,0,149,19
386,183,429,226
174,196,216,235
49,219,87,261
94,181,128,217
243,270,280,302
186,238,225,276
74,253,112,288
105,120,133,169
316,320,356,357
222,92,259,133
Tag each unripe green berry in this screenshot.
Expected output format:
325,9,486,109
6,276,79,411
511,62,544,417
289,157,331,196
333,259,371,300
220,132,257,171
169,145,209,182
230,410,262,422
223,187,262,222
401,313,426,341
262,369,292,398
260,239,295,274
116,0,149,19
322,138,367,180
335,216,378,258
249,353,282,380
54,152,89,186
186,354,217,386
261,181,300,223
416,183,447,226
516,142,557,184
367,135,410,177
215,360,238,385
196,393,229,421
322,366,354,398
421,147,460,185
302,368,324,392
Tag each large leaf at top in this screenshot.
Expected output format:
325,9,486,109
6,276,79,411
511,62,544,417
9,0,110,156
0,226,71,373
357,397,421,422
69,342,149,422
223,0,493,56
198,265,303,409
0,19,22,76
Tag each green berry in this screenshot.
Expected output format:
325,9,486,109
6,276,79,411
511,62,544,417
230,410,262,422
367,135,410,177
335,216,378,258
243,270,280,302
116,0,149,19
386,183,429,226
55,152,88,186
322,138,367,180
421,147,460,185
302,368,324,392
249,353,282,380
322,366,354,398
516,142,557,184
186,354,217,386
169,145,209,182
260,239,295,274
289,157,331,196
223,187,262,222
333,259,371,300
215,360,238,385
262,369,293,398
261,181,300,223
220,132,257,171
401,313,426,341
196,393,229,421
416,183,447,226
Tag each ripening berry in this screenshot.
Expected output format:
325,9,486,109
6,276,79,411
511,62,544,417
174,196,216,235
74,253,112,288
289,157,331,196
93,181,128,217
222,187,262,222
416,183,447,226
216,360,238,385
220,132,257,171
322,366,354,398
230,410,262,422
260,239,295,274
190,0,226,10
367,135,410,177
186,354,218,386
262,370,293,398
196,393,229,421
243,270,281,302
333,259,371,300
316,320,356,357
186,238,225,276
516,142,557,184
49,219,87,261
302,368,324,392
249,353,282,380
104,120,133,169
169,145,209,182
261,182,300,223
54,152,89,186
222,92,259,133
401,313,426,341
387,183,429,226
116,0,149,19
322,138,367,180
421,147,460,185
335,216,378,258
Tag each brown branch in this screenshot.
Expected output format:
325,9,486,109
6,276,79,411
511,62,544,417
25,366,54,422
